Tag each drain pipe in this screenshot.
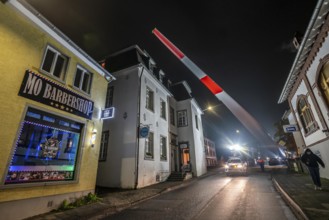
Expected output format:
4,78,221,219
135,66,145,189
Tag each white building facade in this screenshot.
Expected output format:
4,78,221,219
278,0,329,178
166,81,207,177
97,46,172,188
97,46,207,188
175,97,207,177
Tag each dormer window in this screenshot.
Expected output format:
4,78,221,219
159,72,165,83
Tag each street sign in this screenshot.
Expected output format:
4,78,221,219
139,126,149,138
101,107,115,119
283,124,298,133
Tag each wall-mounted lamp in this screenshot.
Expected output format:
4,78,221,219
90,128,97,147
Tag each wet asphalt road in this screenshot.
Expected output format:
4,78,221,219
101,170,296,220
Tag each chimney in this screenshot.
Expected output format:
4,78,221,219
292,32,303,50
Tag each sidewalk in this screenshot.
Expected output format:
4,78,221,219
271,168,329,220
25,167,329,220
25,169,220,220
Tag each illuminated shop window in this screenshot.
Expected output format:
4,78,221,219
5,107,83,185
41,45,68,81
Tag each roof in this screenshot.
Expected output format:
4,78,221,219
103,45,173,96
170,81,193,101
278,0,329,103
103,45,149,73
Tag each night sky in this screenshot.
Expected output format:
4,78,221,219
27,0,317,150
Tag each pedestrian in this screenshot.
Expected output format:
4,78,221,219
301,148,325,190
257,158,265,172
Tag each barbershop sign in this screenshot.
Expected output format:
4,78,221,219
18,70,94,119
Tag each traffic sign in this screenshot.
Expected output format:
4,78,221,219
139,126,149,138
283,124,298,133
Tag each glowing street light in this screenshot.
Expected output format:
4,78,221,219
202,104,222,112
229,144,242,151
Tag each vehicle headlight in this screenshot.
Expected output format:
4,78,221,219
224,164,229,168
237,164,243,168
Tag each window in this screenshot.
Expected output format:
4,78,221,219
170,134,177,146
160,98,166,119
160,136,167,161
146,87,154,111
177,110,188,127
41,45,68,81
170,107,175,125
318,61,329,107
297,96,317,134
145,132,154,159
195,115,199,130
99,131,109,161
74,65,92,94
159,72,165,83
167,80,172,89
5,107,83,185
105,86,114,108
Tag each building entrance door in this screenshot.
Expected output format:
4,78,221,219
171,147,178,172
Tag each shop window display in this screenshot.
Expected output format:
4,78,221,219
5,107,83,185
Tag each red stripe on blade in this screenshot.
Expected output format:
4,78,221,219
152,28,185,59
200,76,223,94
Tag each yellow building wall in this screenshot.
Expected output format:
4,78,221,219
0,3,107,202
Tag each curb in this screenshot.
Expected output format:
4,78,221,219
272,178,309,220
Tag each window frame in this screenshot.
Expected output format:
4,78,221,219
146,87,154,112
160,135,167,161
73,65,93,94
318,61,329,110
195,114,199,130
145,131,154,160
99,131,109,162
160,98,167,120
177,110,188,127
105,86,114,108
40,45,68,82
297,96,317,134
170,106,175,126
3,105,84,187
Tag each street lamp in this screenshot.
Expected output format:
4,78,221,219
202,104,222,112
228,144,242,157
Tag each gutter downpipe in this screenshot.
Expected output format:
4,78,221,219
278,0,324,103
135,65,145,189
